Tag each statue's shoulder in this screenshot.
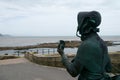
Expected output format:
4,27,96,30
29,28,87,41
80,39,100,52
82,40,97,47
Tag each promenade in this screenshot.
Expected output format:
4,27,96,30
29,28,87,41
0,58,76,80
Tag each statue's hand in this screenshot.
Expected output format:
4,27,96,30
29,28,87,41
57,48,64,56
57,40,65,56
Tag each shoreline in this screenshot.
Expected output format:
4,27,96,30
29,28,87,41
0,40,117,51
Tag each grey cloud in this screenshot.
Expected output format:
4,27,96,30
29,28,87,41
0,0,120,36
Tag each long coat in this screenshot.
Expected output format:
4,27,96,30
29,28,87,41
61,33,112,80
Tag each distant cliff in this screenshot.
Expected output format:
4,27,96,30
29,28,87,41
0,33,10,37
0,33,3,36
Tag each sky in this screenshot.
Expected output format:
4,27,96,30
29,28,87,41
0,0,120,36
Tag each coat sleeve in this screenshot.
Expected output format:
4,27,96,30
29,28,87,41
61,54,84,77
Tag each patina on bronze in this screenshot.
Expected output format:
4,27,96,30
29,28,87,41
57,11,120,80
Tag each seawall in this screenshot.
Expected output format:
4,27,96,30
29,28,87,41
25,52,120,73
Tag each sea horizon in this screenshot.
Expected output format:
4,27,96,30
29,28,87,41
0,35,120,47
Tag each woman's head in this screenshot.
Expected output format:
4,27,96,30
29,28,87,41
76,11,101,36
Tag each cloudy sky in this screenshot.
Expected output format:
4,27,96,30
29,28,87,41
0,0,120,36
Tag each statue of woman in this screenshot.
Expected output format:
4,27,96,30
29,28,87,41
57,11,114,80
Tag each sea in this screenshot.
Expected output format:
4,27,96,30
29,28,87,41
0,36,120,55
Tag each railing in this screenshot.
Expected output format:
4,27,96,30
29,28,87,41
14,48,57,56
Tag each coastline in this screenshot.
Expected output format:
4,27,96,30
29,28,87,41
0,40,115,50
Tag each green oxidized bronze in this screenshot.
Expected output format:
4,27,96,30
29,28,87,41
57,11,120,80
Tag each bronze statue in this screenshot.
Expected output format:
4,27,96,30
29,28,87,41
57,11,120,80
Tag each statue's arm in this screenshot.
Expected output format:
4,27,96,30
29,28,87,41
60,53,83,77
57,40,83,77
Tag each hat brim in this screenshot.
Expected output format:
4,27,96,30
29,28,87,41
77,11,101,27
